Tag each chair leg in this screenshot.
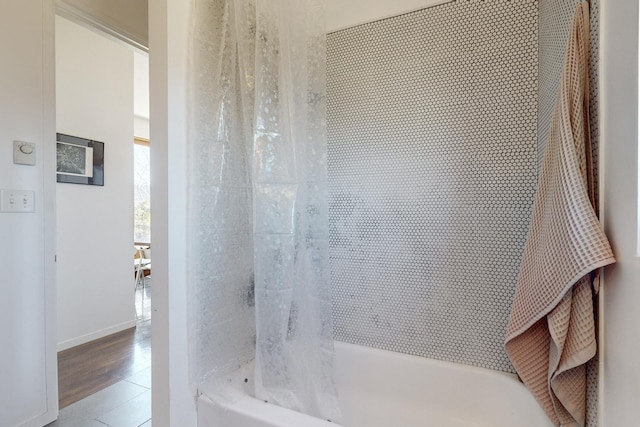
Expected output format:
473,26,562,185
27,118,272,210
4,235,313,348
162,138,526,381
141,276,145,316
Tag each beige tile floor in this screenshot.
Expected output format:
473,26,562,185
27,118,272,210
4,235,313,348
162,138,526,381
48,280,152,427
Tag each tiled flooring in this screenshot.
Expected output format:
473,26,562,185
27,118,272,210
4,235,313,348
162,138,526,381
47,373,151,427
48,279,152,427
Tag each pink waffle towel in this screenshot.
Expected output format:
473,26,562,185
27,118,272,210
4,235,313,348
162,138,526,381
505,3,615,426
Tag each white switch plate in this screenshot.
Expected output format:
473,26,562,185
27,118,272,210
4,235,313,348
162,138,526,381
0,189,35,213
13,141,36,166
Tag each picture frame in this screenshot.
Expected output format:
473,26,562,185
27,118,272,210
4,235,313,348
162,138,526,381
56,133,104,186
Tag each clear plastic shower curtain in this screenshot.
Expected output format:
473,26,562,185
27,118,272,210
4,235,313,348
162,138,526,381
188,0,341,422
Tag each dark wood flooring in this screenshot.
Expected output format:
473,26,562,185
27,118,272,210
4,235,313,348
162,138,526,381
57,285,151,409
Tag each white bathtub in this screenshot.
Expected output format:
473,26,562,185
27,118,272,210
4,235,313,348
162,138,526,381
197,341,554,427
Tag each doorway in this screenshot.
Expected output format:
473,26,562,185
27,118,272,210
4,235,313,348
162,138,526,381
53,11,152,423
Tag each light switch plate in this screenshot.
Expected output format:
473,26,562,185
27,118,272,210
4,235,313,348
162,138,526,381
13,141,36,166
0,189,35,213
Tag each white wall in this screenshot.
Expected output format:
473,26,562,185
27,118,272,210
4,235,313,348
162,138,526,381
326,0,450,31
56,15,136,350
600,0,640,424
0,1,57,426
150,0,197,425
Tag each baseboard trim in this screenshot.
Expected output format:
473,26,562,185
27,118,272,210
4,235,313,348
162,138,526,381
57,319,137,352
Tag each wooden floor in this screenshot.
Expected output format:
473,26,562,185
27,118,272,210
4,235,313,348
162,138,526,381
57,285,151,409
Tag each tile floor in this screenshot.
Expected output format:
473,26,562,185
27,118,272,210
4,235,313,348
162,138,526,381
48,279,152,427
47,371,151,427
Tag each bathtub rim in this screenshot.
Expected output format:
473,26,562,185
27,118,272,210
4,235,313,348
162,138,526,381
197,340,553,427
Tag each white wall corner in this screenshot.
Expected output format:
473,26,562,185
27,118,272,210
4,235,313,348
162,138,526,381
600,0,640,425
0,0,58,425
149,0,198,425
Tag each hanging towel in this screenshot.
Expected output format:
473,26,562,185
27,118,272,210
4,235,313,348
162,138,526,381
505,3,615,427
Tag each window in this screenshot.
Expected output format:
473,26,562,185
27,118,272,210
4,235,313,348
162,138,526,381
134,137,150,244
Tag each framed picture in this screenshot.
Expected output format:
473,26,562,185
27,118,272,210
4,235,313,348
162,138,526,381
56,133,104,186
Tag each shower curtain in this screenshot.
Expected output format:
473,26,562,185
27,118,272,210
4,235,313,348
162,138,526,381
187,0,341,422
